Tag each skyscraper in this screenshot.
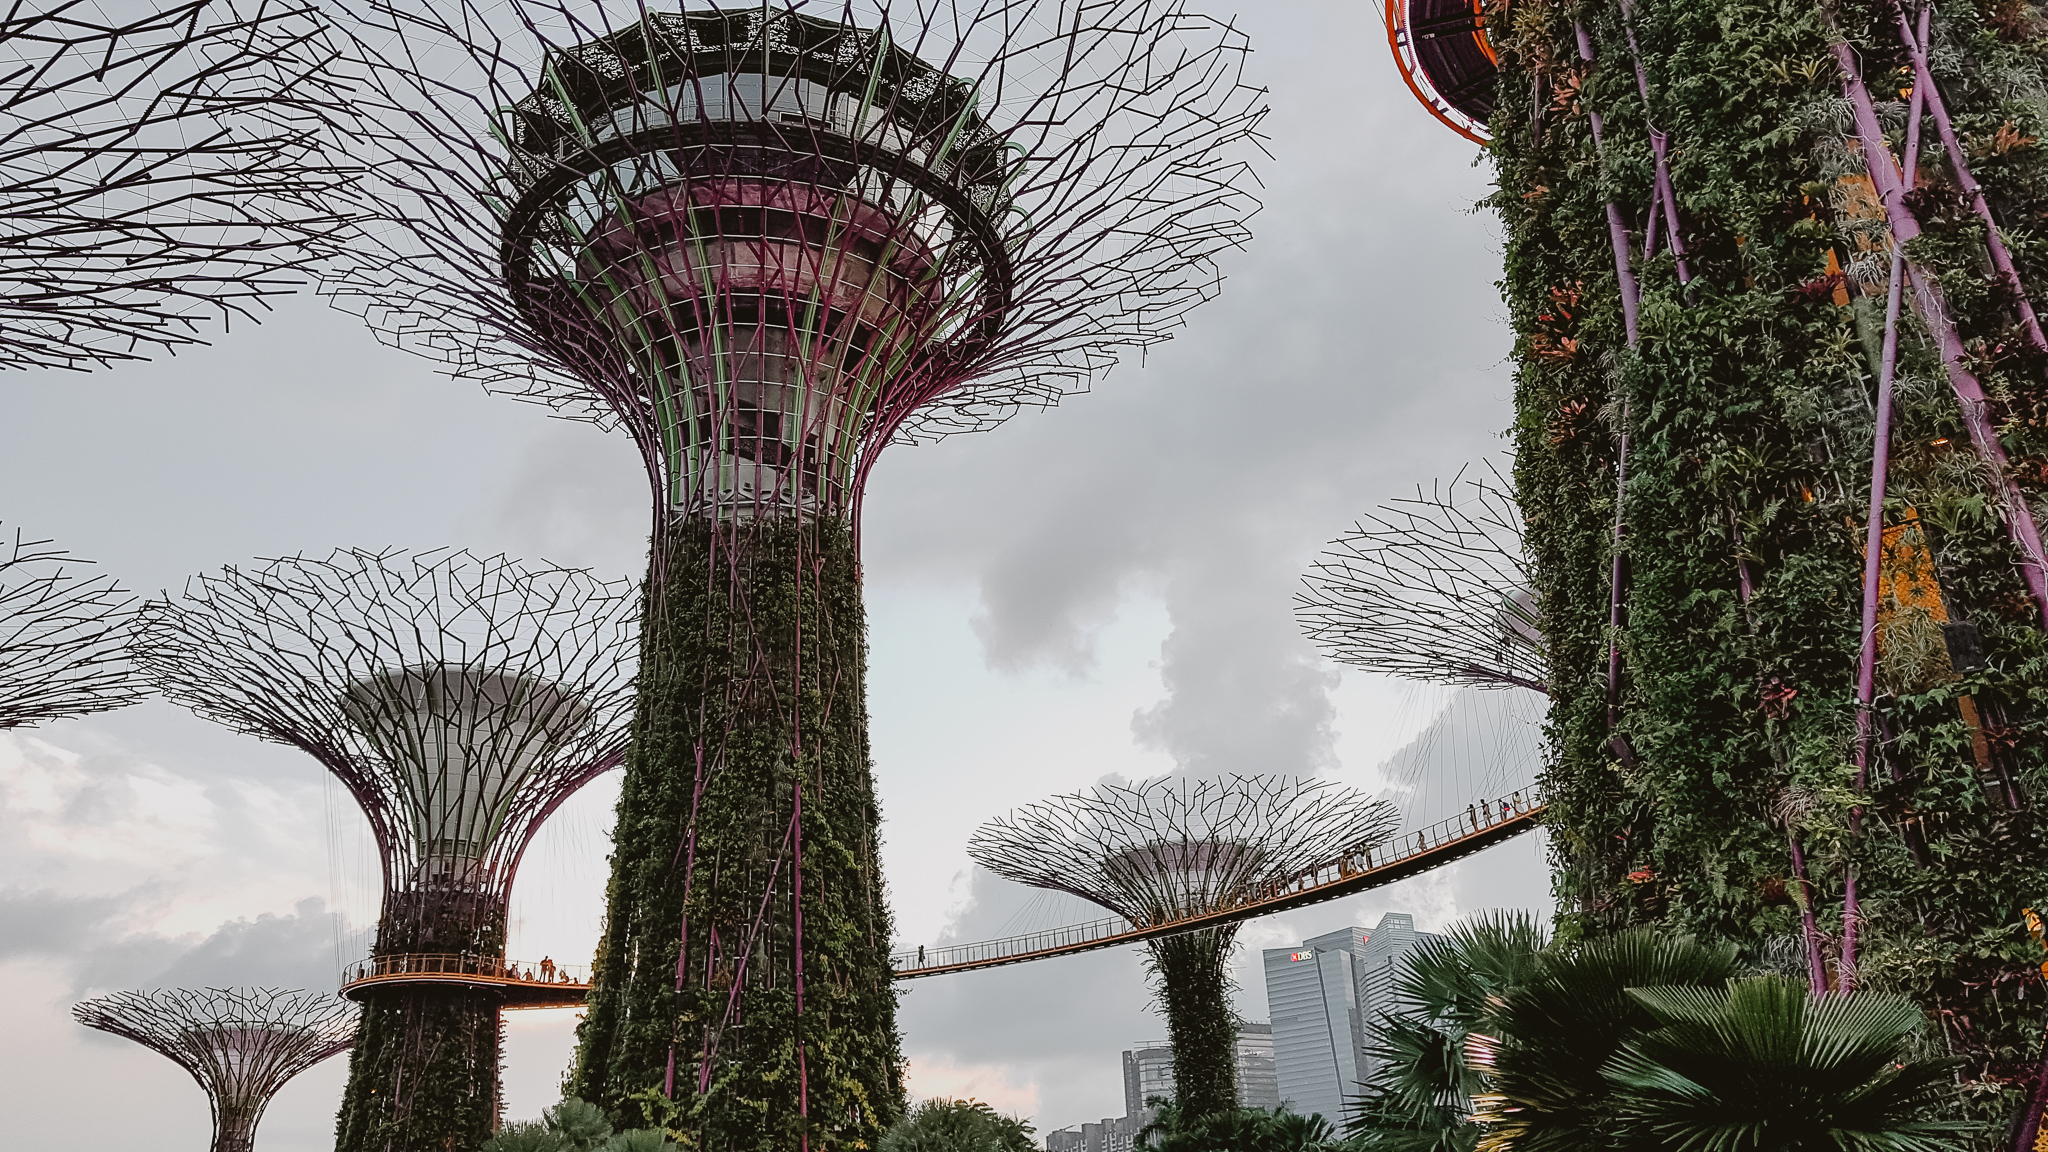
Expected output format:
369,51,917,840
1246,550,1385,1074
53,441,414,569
1119,1026,1279,1118
1234,1023,1281,1111
1352,914,1434,1083
1263,913,1440,1123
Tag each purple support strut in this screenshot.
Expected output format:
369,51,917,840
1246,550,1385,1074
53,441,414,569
1621,0,1694,286
1842,64,1925,993
1835,36,2048,628
1578,20,1642,731
1892,2,2048,354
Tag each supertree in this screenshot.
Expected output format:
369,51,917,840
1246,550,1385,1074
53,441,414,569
0,0,349,369
304,3,1266,1145
1387,0,2048,1134
968,777,1398,1120
133,550,638,1152
73,987,357,1152
1296,465,1546,695
0,524,146,727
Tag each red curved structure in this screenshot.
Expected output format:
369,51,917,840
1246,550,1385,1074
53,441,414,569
1388,0,1497,144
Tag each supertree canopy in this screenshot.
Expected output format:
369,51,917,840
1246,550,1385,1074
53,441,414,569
1387,0,2048,1134
969,777,1398,1120
133,550,637,1152
1296,466,1546,695
0,524,145,727
308,3,1266,1145
0,0,348,369
73,988,357,1152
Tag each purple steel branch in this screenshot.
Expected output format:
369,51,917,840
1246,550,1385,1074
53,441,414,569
1577,21,1642,730
1620,0,1693,286
1842,20,1929,994
1789,834,1830,993
1835,37,2048,627
1892,2,2048,353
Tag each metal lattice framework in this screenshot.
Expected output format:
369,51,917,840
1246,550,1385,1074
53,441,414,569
968,776,1401,926
132,549,637,1148
971,775,1398,1116
291,5,1265,1142
312,0,1268,525
72,987,356,1152
0,0,351,370
1296,465,1547,695
0,525,145,727
132,548,637,939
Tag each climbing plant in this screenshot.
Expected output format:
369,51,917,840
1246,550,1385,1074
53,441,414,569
1488,0,2048,1135
570,518,903,1151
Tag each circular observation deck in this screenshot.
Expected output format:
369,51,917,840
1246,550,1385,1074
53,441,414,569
1387,0,1498,144
339,954,590,1010
496,10,1018,520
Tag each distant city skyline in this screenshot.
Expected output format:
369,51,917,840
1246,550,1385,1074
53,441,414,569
1047,1023,1281,1149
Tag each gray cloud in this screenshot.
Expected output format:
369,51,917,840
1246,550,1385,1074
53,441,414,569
0,886,344,997
146,896,343,992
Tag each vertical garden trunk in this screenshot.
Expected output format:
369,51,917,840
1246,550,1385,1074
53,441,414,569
334,898,507,1152
1148,927,1240,1119
1490,0,2048,1130
333,987,503,1152
571,517,902,1150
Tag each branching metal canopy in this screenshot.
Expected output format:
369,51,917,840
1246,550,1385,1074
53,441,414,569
1297,464,1547,694
0,525,144,727
132,549,638,905
73,987,356,1152
311,0,1269,520
969,775,1400,926
1,0,352,369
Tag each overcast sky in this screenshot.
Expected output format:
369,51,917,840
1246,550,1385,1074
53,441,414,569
0,0,1549,1144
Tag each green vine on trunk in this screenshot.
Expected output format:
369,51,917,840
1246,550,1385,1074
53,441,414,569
570,516,903,1151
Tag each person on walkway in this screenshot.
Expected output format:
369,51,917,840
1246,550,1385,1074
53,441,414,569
540,956,555,982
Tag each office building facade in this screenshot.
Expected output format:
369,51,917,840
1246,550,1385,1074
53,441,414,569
1235,1022,1281,1110
1262,912,1440,1123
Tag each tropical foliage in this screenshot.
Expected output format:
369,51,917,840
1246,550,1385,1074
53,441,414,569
1343,918,1973,1152
1605,976,1972,1151
482,1098,678,1152
1136,1101,1347,1152
878,1098,1036,1152
1347,911,1552,1151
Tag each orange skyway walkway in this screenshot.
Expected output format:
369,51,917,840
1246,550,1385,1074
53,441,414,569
337,796,1542,1001
339,954,593,1009
890,796,1544,979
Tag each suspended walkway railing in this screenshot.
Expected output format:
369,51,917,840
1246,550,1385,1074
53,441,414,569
334,796,1542,1001
890,794,1543,980
339,953,591,1009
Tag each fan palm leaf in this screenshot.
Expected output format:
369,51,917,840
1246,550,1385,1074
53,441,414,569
1469,929,1740,1152
1349,911,1550,1150
1603,976,1973,1152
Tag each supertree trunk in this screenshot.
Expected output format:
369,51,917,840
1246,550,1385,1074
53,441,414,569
335,897,509,1152
572,517,900,1149
334,987,504,1152
1466,0,2048,1129
215,1108,257,1152
1148,928,1240,1120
